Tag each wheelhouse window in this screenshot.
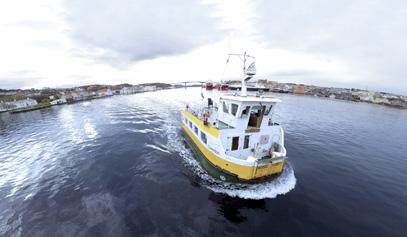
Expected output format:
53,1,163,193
189,121,192,128
200,132,207,144
194,126,198,135
248,105,265,128
231,103,239,116
264,105,273,115
243,135,250,149
222,101,229,113
241,106,250,118
231,136,239,151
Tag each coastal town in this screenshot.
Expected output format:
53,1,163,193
0,83,169,113
1,80,407,114
226,80,407,109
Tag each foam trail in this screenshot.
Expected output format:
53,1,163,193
204,163,296,200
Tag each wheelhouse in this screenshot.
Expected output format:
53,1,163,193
213,95,281,132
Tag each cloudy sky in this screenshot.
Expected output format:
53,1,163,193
0,0,406,94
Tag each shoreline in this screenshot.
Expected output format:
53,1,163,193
269,90,407,110
9,103,52,114
1,86,406,116
0,88,168,116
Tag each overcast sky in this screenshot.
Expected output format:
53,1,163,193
0,0,406,94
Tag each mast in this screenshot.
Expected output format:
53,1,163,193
227,52,256,97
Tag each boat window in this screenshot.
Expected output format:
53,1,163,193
248,105,265,129
244,135,250,149
222,101,229,113
231,136,239,150
241,106,250,118
208,98,213,107
231,103,239,116
264,105,273,115
184,117,188,124
194,126,198,135
189,121,192,128
200,132,207,144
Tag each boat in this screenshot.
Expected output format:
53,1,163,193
214,83,229,91
205,82,214,90
181,52,287,182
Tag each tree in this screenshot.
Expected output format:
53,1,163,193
15,93,26,100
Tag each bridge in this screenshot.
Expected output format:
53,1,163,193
172,81,206,87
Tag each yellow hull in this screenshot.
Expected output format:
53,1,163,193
182,124,284,181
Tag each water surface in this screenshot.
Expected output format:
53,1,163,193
0,88,406,236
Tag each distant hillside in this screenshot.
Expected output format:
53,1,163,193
139,83,172,89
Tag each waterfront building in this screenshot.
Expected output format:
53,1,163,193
120,86,142,95
50,97,67,105
71,92,80,101
120,87,131,95
97,88,113,97
5,98,38,110
133,85,144,93
257,79,268,85
294,84,305,94
62,92,74,103
358,91,375,102
283,84,293,93
143,86,157,92
0,102,7,112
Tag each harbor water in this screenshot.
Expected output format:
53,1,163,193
0,88,406,236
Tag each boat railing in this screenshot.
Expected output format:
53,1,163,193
188,108,207,120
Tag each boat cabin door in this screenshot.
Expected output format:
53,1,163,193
247,105,265,131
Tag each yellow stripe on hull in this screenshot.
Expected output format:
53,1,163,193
182,124,284,181
182,110,220,138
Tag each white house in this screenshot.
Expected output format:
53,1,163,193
6,98,38,110
50,97,67,105
97,88,113,97
120,87,132,95
143,86,156,92
0,102,7,112
357,92,375,102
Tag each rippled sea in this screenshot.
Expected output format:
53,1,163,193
0,88,406,237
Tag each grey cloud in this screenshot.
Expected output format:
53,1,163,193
0,71,45,89
63,0,223,66
0,77,44,89
254,0,407,94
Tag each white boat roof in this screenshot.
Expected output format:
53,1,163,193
220,95,282,103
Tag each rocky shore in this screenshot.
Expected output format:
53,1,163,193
253,80,407,109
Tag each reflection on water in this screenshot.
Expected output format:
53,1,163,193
0,88,406,237
208,192,266,223
59,106,99,144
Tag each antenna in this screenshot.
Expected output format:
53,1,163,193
227,52,256,96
